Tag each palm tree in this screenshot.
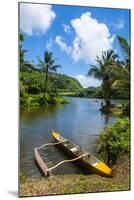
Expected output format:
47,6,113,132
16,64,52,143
19,32,34,71
112,36,130,96
19,32,27,69
37,51,61,93
87,50,119,104
117,36,130,59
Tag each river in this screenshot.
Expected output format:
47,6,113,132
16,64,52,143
20,97,127,177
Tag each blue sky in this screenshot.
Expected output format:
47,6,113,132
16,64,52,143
20,3,130,88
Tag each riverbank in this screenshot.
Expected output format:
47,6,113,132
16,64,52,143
100,104,123,115
20,93,68,107
19,154,130,197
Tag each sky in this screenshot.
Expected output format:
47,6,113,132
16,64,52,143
19,3,130,88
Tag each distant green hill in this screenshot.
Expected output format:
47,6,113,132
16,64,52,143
20,71,82,95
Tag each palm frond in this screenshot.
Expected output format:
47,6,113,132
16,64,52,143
87,66,103,80
117,35,130,57
49,64,61,72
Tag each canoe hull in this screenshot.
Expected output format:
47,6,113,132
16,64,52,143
53,133,114,177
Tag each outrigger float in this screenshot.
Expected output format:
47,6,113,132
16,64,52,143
34,131,114,177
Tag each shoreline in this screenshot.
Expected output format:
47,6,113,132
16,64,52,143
19,154,130,197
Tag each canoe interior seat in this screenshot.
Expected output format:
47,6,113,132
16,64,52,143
70,147,78,152
63,140,69,146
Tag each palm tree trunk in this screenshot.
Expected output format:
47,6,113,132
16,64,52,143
44,67,48,93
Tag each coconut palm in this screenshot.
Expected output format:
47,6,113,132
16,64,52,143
19,32,27,69
111,36,130,95
117,36,130,59
87,50,119,103
37,51,61,92
19,32,34,71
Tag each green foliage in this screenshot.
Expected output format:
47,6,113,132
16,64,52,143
37,51,61,92
117,35,130,58
19,32,24,42
20,71,44,94
37,93,49,105
20,71,82,95
97,118,130,166
20,81,26,97
75,86,103,98
19,32,36,72
88,50,119,101
20,93,68,107
87,36,130,101
20,70,81,107
20,96,40,107
121,103,130,117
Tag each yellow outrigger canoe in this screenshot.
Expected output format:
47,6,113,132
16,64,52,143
52,131,114,177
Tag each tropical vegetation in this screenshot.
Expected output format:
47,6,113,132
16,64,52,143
87,36,130,106
19,33,82,106
97,117,130,166
37,51,61,93
74,86,103,98
20,71,82,106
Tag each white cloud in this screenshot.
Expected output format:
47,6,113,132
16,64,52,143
71,12,114,63
46,38,53,51
55,36,72,54
62,24,71,33
20,4,56,35
72,37,82,61
55,12,115,64
74,74,101,88
111,19,125,30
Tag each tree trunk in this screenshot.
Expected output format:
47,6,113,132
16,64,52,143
44,67,48,93
105,99,111,106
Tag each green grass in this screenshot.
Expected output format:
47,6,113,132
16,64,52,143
59,92,76,96
19,155,130,197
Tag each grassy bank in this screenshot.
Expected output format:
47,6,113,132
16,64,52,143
19,154,130,197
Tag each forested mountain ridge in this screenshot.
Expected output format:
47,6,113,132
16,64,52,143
20,71,82,95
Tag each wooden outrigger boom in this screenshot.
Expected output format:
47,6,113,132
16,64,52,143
34,149,51,176
47,153,89,171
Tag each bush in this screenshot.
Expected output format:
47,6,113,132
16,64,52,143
20,96,40,107
97,118,130,166
37,93,49,105
20,93,68,107
121,103,130,117
20,82,26,97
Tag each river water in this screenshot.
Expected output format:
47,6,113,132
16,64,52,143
20,97,127,177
